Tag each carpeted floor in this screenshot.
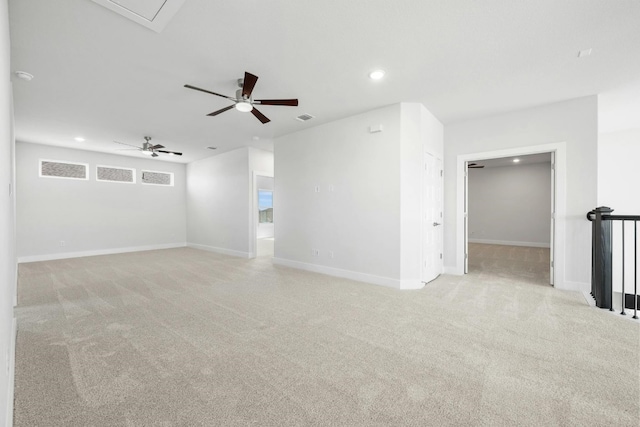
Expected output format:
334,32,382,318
13,245,640,426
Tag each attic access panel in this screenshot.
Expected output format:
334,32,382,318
92,0,185,33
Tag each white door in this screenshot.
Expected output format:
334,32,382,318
464,162,469,273
550,152,555,285
422,153,443,283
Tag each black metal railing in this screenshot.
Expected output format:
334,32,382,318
587,207,639,319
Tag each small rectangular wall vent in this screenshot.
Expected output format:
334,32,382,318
39,160,88,180
141,170,173,186
296,113,315,122
97,165,135,183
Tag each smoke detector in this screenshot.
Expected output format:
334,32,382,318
15,71,34,81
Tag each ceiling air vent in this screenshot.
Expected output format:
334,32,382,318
296,114,315,122
92,0,185,33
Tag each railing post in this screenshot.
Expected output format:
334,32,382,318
591,206,614,309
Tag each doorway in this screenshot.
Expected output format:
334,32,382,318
456,142,566,288
465,153,553,285
256,175,274,257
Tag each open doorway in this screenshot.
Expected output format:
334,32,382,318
256,175,274,257
466,153,552,285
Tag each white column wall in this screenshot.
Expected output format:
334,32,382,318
186,147,251,257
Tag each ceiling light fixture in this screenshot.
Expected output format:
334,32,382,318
142,150,153,156
513,158,520,163
235,101,253,112
369,70,385,80
74,137,85,142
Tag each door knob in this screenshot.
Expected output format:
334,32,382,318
433,222,441,226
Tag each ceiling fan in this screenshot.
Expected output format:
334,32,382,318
114,136,182,157
184,71,298,124
468,163,485,168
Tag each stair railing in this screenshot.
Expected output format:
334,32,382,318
587,206,639,319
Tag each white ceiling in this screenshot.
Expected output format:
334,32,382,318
9,0,640,163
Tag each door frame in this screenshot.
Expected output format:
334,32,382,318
456,142,566,287
249,170,274,259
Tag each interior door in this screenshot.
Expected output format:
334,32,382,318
422,153,443,283
550,151,555,285
464,161,469,273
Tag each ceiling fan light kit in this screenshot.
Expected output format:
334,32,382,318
185,71,299,124
114,136,182,158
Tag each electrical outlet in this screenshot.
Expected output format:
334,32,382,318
314,185,320,193
60,240,65,247
329,251,334,259
311,249,319,257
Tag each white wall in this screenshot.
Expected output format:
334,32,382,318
598,128,640,293
187,147,250,257
598,128,640,214
0,0,16,424
444,96,598,290
468,162,551,247
274,102,442,289
16,142,187,261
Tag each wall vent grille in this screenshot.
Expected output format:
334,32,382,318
97,166,135,183
141,170,173,186
40,160,88,180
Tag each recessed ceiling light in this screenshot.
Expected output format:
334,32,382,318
513,158,520,163
15,71,34,81
578,48,592,58
368,70,385,80
74,137,85,142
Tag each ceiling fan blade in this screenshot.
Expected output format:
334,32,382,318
251,107,270,124
255,99,299,106
468,165,485,168
184,84,235,100
158,150,183,156
151,144,165,150
113,140,141,148
207,105,235,116
242,72,258,98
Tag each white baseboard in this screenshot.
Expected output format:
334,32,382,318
400,279,425,290
187,243,250,259
6,317,16,427
557,280,589,292
444,266,463,275
272,257,401,289
17,242,187,263
468,238,550,248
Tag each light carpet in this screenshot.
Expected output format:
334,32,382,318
13,245,640,426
